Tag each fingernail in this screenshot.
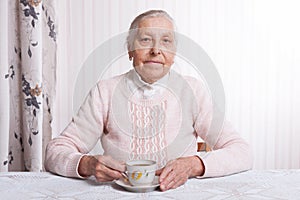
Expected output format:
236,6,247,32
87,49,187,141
160,184,165,191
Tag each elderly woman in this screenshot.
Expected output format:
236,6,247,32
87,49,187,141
45,10,252,191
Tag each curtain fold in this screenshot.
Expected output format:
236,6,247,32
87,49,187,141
0,0,57,172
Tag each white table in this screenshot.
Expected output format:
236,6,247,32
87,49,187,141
1,170,300,199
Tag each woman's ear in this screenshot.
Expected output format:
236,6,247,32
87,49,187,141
128,51,133,61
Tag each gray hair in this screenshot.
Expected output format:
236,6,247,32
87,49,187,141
126,10,176,52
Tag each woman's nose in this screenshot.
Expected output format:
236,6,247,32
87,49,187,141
150,44,161,55
150,47,161,55
150,41,161,55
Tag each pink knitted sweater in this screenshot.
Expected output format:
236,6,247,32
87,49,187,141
45,69,252,178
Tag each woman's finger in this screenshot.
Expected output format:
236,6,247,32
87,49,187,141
97,155,126,172
171,175,188,189
155,168,164,176
163,179,177,191
94,162,123,181
95,171,115,182
160,170,177,191
159,160,175,182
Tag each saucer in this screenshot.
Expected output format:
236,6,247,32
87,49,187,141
115,176,160,192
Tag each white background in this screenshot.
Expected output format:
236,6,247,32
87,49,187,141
51,0,300,170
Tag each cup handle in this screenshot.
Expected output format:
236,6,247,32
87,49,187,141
121,172,129,179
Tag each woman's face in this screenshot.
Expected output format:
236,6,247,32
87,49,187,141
129,17,176,84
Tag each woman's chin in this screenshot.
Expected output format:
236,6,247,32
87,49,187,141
143,73,167,83
135,63,170,83
143,62,164,69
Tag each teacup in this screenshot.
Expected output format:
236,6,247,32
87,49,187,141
126,160,157,186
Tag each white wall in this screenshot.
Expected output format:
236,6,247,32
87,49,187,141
53,0,300,169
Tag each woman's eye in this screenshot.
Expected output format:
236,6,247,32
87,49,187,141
162,38,172,44
141,38,151,42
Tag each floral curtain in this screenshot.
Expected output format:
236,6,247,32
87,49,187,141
0,0,57,172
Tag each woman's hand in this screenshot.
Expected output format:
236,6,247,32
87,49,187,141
156,156,205,191
78,155,125,182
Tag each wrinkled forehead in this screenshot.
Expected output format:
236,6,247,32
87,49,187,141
136,16,174,36
136,27,175,38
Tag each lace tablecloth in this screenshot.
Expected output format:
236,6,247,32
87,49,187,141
1,170,299,199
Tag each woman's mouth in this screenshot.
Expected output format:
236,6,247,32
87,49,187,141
144,61,163,65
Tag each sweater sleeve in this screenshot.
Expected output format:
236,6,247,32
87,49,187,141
196,122,253,178
44,84,105,178
190,78,253,178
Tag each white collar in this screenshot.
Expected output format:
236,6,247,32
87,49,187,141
127,69,170,99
